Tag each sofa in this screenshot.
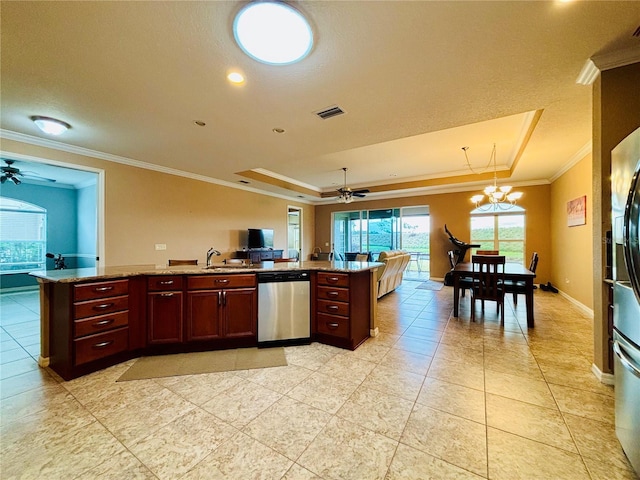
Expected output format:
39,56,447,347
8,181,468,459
376,250,411,298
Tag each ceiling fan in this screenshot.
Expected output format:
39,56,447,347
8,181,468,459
1,160,57,185
336,167,369,203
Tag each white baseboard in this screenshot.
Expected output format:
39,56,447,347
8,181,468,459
591,363,615,385
370,327,379,337
558,289,594,317
38,356,50,368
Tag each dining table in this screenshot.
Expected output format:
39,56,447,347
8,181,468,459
451,261,537,327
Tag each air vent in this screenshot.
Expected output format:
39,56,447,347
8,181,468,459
315,105,345,120
633,25,640,37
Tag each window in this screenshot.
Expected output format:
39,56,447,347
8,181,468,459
470,203,525,264
332,205,429,262
0,197,47,274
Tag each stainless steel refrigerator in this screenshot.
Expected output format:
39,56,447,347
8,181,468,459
612,126,640,475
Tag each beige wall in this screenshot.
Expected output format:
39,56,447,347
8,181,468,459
1,138,315,266
315,185,552,282
550,154,593,308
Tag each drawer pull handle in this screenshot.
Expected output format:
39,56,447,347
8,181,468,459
159,280,174,285
94,286,114,292
215,279,230,284
93,341,113,349
93,319,114,327
160,293,174,297
93,303,114,310
327,322,340,329
327,291,339,297
327,277,340,283
326,305,339,311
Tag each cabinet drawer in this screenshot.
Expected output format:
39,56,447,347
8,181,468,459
187,274,256,290
148,276,183,291
74,295,129,320
317,286,349,303
317,272,349,287
74,280,129,302
74,311,129,338
317,299,349,317
74,327,128,366
317,313,349,338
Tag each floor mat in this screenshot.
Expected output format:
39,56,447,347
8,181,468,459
117,347,287,381
414,280,444,291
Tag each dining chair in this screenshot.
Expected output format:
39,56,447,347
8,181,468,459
168,259,198,266
476,250,499,255
448,250,473,297
471,254,506,323
503,252,538,304
355,253,369,262
408,252,422,272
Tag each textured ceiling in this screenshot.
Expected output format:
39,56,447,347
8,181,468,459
1,1,639,200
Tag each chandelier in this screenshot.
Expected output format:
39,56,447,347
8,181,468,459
464,144,523,209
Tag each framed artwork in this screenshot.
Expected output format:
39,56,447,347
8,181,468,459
567,195,587,227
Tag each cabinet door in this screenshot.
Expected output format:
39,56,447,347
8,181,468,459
148,291,183,344
186,290,223,341
223,288,257,338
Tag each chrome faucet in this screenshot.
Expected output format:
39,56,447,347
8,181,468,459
206,247,221,267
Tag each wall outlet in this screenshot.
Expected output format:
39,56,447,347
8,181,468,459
565,278,570,284
155,243,167,251
325,242,329,247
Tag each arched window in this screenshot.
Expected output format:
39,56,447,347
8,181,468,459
470,203,525,264
0,197,47,273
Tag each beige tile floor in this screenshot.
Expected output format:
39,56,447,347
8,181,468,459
1,284,638,479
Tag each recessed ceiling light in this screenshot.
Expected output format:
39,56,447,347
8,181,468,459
31,116,71,135
227,72,245,84
272,128,285,134
194,120,206,127
233,2,313,65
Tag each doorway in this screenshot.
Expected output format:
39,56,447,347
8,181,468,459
287,206,302,260
0,154,103,289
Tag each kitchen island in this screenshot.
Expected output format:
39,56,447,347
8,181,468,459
31,260,381,380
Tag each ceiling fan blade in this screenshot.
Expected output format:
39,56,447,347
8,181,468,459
19,173,57,183
351,189,369,194
353,193,367,198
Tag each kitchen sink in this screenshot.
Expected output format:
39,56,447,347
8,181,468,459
202,264,252,270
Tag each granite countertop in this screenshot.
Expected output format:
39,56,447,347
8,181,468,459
30,260,383,283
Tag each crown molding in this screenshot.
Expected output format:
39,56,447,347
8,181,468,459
577,47,640,85
0,129,315,204
592,46,640,72
549,141,592,183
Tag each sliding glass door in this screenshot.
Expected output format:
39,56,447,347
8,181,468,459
332,205,429,274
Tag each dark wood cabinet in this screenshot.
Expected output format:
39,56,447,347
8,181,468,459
147,276,183,344
186,274,257,344
186,290,223,341
43,267,373,380
235,249,283,263
313,271,371,350
49,278,139,380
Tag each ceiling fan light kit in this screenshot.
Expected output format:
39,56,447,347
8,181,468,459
1,159,57,185
336,167,369,203
31,116,71,135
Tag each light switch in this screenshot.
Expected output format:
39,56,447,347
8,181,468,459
155,244,167,251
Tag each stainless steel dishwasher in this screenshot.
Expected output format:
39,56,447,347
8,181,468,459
257,271,310,347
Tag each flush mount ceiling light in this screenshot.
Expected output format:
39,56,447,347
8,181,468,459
31,116,71,135
233,1,313,65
